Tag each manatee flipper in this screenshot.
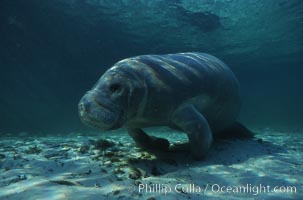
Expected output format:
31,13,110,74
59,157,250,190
171,104,213,160
126,128,170,152
219,122,255,139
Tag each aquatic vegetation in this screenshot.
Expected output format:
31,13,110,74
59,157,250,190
94,139,115,151
0,0,302,199
24,145,42,154
0,130,301,199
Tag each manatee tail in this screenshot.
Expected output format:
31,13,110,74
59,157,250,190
219,122,255,139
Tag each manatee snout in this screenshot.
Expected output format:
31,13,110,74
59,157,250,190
78,90,122,130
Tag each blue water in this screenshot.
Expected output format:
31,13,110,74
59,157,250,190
0,1,303,199
1,0,303,134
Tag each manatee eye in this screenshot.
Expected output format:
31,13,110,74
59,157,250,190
109,83,122,93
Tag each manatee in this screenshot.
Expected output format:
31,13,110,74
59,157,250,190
78,52,253,160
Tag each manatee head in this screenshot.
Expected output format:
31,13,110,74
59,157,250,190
78,66,134,131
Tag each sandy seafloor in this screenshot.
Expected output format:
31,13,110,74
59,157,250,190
0,127,302,200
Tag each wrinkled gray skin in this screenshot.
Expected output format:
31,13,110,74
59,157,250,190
79,52,243,159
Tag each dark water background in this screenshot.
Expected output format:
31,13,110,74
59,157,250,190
0,0,302,134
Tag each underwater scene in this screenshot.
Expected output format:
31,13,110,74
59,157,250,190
0,0,303,199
